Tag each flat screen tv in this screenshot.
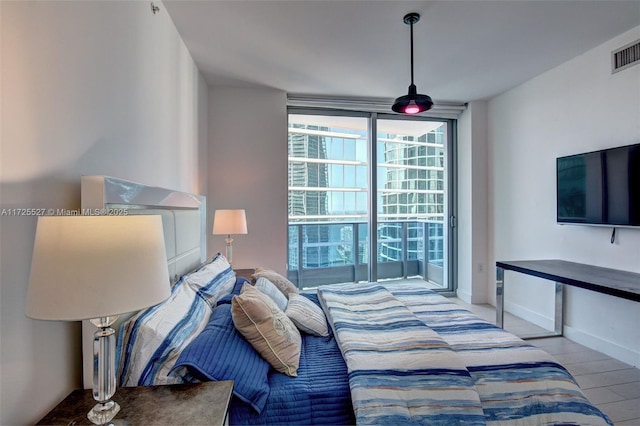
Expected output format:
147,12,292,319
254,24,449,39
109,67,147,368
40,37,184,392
557,143,640,227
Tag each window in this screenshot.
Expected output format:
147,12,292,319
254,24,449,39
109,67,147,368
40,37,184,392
287,111,456,292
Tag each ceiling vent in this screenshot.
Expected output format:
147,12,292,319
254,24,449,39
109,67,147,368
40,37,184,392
612,39,640,74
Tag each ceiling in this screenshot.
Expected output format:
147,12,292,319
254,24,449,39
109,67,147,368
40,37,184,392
163,0,640,105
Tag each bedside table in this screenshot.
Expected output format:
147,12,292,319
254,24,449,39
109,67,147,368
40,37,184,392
234,268,255,282
37,381,233,426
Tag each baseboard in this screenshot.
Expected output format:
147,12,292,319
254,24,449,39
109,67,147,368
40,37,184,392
456,289,472,304
504,304,639,367
504,301,554,331
563,325,640,368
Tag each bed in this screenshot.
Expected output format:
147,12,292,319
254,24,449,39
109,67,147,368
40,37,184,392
81,176,612,425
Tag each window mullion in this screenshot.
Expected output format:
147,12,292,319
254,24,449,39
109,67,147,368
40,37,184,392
368,113,378,283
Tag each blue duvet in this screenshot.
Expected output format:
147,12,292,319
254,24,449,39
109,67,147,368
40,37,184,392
175,290,354,425
229,293,354,425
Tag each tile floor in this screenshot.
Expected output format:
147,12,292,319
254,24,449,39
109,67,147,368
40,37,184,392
449,298,640,425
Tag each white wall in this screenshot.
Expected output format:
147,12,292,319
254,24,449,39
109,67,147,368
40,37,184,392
207,87,288,274
457,101,490,303
0,2,208,424
487,26,640,366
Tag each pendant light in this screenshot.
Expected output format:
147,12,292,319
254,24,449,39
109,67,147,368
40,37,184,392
392,13,433,114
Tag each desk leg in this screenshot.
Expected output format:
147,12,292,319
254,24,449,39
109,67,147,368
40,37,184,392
554,282,564,336
496,266,505,329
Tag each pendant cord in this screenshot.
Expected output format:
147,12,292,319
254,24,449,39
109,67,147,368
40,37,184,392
409,20,415,85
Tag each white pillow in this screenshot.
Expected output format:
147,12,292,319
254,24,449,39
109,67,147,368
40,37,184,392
254,277,288,311
184,253,236,307
285,294,329,337
117,280,211,386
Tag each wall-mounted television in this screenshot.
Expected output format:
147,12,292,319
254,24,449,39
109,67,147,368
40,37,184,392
557,143,640,227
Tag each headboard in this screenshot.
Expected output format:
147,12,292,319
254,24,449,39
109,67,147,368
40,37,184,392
80,175,207,388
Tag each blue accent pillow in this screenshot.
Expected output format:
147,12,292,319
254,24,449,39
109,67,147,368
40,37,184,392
172,303,271,413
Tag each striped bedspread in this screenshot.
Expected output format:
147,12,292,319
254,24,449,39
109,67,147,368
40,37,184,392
318,282,612,426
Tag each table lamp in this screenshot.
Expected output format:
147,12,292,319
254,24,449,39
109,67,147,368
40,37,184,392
212,209,247,264
26,215,171,425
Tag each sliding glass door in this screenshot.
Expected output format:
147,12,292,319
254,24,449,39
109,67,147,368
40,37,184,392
374,118,450,288
287,110,455,292
287,113,369,287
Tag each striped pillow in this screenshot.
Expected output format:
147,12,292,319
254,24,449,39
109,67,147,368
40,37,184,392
117,278,211,386
184,253,236,307
285,294,329,337
254,277,288,311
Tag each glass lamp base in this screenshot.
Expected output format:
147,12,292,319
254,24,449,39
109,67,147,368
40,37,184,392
225,235,234,264
87,400,120,425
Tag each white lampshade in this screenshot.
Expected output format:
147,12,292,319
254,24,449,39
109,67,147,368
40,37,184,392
213,209,248,235
26,215,171,321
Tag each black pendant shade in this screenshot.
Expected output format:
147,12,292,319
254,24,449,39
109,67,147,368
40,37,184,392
392,84,433,114
392,13,433,115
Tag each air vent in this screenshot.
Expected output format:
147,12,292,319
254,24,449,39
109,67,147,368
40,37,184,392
612,39,640,74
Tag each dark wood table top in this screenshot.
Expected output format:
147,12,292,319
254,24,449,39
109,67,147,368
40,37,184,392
496,259,640,302
37,381,233,426
234,268,255,282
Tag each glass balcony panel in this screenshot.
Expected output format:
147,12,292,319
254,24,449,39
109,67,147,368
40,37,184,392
288,225,299,270
287,221,446,289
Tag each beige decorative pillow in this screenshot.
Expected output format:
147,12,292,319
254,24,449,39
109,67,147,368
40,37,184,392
231,284,301,377
252,268,299,298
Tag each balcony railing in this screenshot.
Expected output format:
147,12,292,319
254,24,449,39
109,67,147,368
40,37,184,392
287,220,445,289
